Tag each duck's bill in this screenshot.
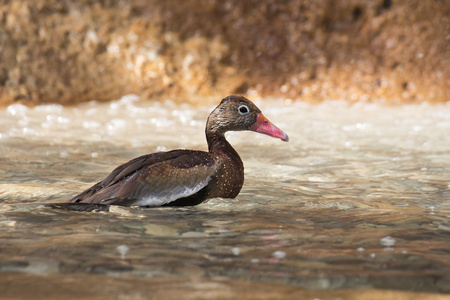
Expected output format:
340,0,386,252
249,113,289,142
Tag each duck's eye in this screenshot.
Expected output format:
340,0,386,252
238,105,250,115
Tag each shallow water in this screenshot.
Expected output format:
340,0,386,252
1,96,450,298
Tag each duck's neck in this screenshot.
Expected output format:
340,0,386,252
206,131,242,166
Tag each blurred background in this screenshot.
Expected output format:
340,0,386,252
0,0,448,106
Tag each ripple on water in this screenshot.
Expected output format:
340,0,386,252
0,97,450,294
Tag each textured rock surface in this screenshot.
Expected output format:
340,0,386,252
0,0,448,106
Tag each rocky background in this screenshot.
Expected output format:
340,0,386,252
0,0,449,106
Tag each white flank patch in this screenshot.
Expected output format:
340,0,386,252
134,177,211,207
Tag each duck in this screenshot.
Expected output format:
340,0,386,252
68,95,288,209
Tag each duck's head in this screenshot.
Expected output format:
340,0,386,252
206,95,289,142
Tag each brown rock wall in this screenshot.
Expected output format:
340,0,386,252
0,0,448,106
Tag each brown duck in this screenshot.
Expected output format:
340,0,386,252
69,95,288,208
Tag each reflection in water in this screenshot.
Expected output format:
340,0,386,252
1,96,450,298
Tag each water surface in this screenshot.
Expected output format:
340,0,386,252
1,96,450,299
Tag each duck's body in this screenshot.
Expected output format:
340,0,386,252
69,95,288,207
70,148,243,207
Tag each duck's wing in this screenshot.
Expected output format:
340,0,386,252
69,150,221,207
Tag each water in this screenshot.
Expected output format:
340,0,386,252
1,95,450,299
